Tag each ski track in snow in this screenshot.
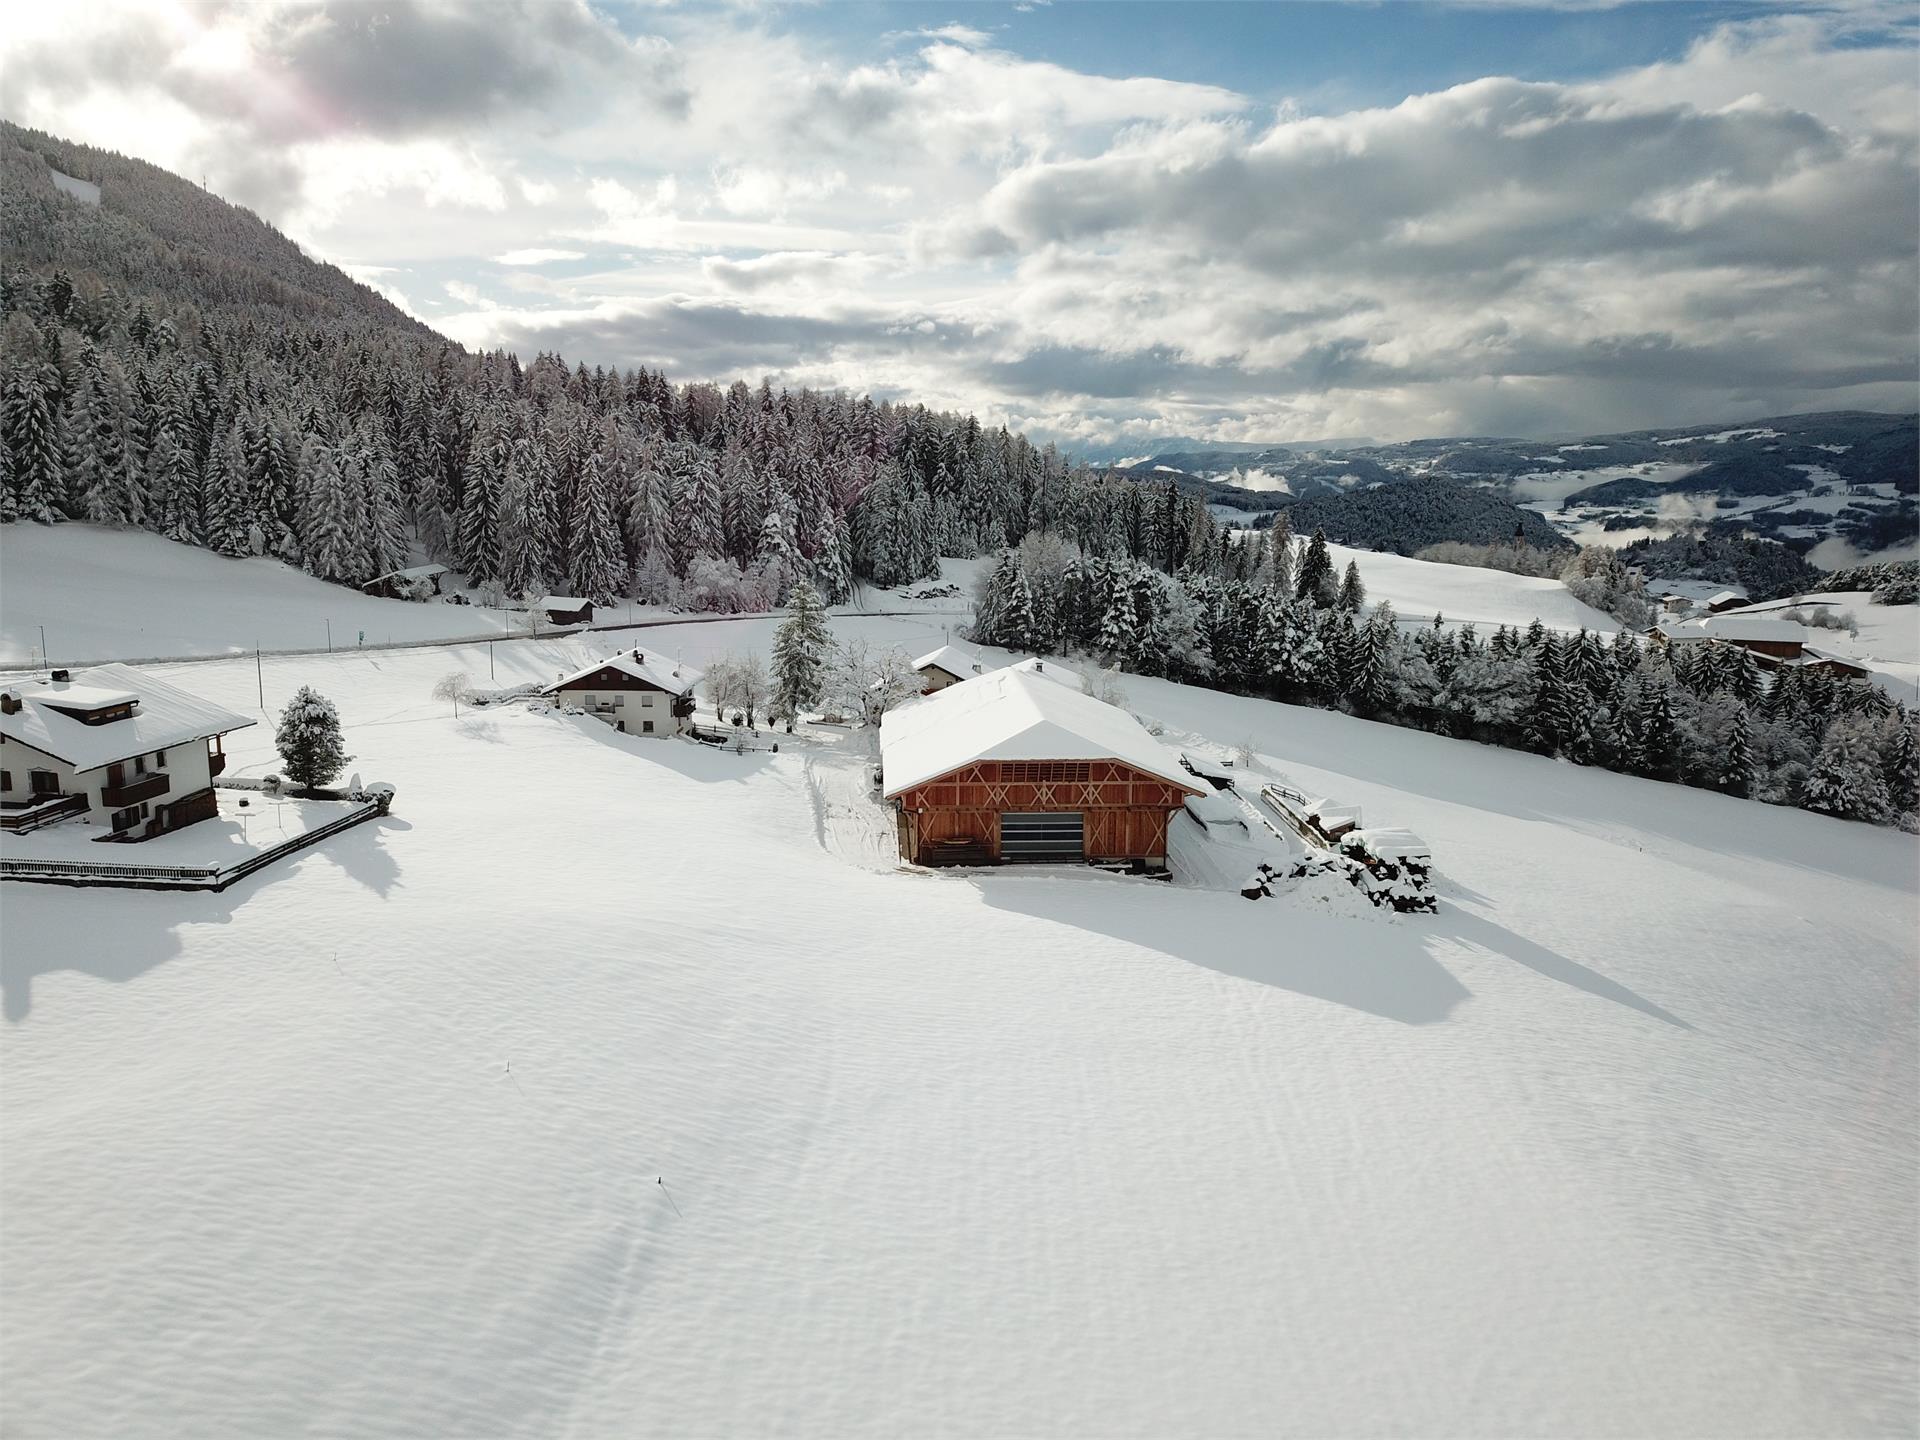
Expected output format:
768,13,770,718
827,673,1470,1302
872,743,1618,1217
0,609,1915,1436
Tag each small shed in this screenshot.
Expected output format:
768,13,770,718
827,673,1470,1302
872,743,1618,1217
540,596,594,626
1705,590,1749,614
361,564,449,601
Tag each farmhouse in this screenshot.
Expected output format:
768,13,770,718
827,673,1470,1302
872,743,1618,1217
1654,615,1808,664
542,649,699,735
0,663,254,839
880,668,1202,868
911,644,983,693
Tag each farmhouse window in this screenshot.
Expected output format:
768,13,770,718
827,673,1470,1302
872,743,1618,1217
30,770,59,796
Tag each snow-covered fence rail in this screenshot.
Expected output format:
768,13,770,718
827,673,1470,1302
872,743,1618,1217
0,610,958,674
1,801,383,893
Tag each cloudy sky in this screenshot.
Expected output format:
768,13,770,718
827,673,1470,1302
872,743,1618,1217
5,1,1916,450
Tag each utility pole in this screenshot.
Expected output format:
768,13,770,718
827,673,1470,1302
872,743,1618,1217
326,618,332,652
256,649,265,710
489,640,495,679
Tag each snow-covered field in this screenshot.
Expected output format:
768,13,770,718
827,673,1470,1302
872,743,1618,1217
1324,541,1619,633
3,613,1914,1437
0,526,977,665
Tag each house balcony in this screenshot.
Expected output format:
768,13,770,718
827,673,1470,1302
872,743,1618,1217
103,772,171,808
0,792,89,831
209,750,228,777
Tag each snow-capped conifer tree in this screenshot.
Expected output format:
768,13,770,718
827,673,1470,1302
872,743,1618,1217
274,685,352,793
1337,559,1366,614
3,356,62,523
769,581,832,728
567,451,628,603
1296,528,1335,607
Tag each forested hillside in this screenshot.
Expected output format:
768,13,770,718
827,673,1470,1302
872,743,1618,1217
0,128,1234,615
1272,479,1567,555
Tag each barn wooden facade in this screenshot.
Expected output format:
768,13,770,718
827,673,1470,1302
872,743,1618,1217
880,667,1202,868
892,757,1196,866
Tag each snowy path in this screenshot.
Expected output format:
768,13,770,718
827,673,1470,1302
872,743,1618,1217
2,630,1914,1437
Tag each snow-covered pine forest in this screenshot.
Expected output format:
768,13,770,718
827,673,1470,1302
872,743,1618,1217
970,526,1920,828
0,259,1232,613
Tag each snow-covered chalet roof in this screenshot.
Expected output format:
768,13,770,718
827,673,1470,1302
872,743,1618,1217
542,596,589,610
1665,615,1808,646
879,667,1200,798
911,644,983,679
542,649,701,696
0,662,255,771
1706,590,1748,608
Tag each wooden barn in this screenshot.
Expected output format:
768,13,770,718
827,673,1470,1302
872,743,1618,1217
880,668,1202,868
540,596,595,626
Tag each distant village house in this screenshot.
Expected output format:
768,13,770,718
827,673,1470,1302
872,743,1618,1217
911,645,984,694
0,664,254,839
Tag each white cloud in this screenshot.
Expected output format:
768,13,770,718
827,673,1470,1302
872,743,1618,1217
493,248,587,266
1,1,1912,446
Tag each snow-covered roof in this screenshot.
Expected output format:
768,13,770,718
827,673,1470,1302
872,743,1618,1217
1790,647,1870,673
912,644,982,679
1179,750,1238,782
542,649,701,696
1667,615,1808,645
542,596,589,610
880,668,1200,798
1004,656,1084,690
1706,590,1748,606
365,564,448,584
1348,827,1431,861
0,662,255,771
1183,792,1245,829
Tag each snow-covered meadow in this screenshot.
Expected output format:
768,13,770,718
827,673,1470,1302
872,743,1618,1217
2,609,1915,1437
0,526,980,665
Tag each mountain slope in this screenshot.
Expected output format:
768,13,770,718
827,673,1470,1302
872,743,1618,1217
0,121,432,333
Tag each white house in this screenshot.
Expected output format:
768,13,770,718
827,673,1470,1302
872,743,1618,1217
542,649,700,735
911,644,984,693
0,663,255,840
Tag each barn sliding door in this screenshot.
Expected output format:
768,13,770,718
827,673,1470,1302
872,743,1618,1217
1000,812,1085,863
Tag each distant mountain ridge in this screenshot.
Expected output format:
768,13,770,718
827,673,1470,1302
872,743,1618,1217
1111,408,1918,567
